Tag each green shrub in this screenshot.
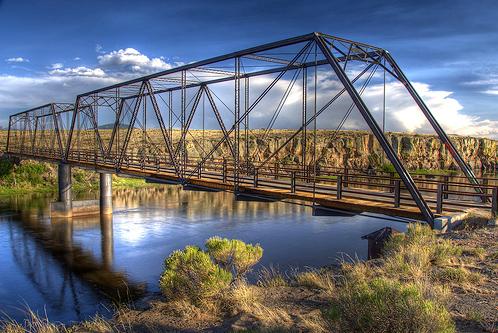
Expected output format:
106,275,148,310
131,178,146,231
205,237,263,279
159,246,232,304
326,277,455,333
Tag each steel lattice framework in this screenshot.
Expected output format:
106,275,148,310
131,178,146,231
7,32,490,226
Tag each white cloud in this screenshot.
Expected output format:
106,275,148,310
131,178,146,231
6,57,29,63
361,81,498,139
482,88,498,95
97,48,173,74
50,63,64,69
74,57,81,61
48,66,106,77
0,74,118,112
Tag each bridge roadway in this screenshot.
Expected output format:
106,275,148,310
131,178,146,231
11,148,498,222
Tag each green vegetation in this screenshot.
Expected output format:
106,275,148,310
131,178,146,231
326,277,455,333
379,163,459,176
205,236,263,279
112,176,153,188
0,159,55,194
0,158,158,195
159,245,232,305
4,224,495,332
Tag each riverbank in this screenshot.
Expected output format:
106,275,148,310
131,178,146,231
2,213,496,332
0,158,158,195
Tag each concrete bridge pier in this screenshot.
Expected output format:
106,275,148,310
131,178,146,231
100,173,113,215
52,163,73,217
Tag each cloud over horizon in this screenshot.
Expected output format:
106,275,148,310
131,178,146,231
0,46,496,140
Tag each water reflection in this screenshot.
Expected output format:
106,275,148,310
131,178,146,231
0,185,408,323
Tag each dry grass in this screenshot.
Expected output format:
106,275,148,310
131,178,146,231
0,309,134,333
294,269,334,294
221,281,261,315
257,266,288,288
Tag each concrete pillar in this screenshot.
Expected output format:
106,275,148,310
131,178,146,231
58,163,72,212
100,173,113,215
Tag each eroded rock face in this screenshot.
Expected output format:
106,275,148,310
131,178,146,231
106,129,498,172
183,130,497,171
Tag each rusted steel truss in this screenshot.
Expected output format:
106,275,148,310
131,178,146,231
6,32,490,226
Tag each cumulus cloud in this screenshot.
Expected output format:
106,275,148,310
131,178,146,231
0,47,496,140
6,57,29,63
73,57,81,61
362,81,498,139
97,48,173,75
48,66,106,77
0,74,118,113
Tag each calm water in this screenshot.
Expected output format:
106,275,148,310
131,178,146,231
0,185,408,324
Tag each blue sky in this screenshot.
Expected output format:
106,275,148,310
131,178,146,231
1,0,497,137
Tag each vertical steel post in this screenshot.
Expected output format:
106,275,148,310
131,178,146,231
394,179,401,208
222,158,227,183
244,77,250,172
291,171,296,193
336,175,343,199
492,187,497,217
437,183,444,214
181,70,186,181
234,57,241,192
481,178,488,203
343,166,349,188
302,67,307,176
443,175,449,199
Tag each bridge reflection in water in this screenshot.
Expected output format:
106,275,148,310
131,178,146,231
2,194,144,322
0,185,418,323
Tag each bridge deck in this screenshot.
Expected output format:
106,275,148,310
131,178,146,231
10,151,495,222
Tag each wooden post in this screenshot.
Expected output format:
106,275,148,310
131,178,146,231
394,179,401,208
336,175,343,199
436,183,444,214
492,187,497,217
198,163,202,179
443,175,449,199
343,166,349,188
291,171,296,193
274,162,279,180
253,168,258,187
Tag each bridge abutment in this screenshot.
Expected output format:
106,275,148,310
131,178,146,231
100,173,113,215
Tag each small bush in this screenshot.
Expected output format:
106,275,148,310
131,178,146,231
205,236,263,279
159,246,232,304
326,277,455,333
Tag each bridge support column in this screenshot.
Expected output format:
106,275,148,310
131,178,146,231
56,163,72,217
100,173,113,215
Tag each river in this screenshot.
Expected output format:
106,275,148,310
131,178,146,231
0,185,410,324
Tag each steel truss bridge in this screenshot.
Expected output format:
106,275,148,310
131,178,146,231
5,33,497,227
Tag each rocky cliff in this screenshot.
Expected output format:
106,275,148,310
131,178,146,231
180,130,498,172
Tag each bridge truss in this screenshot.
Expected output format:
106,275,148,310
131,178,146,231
7,33,494,226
